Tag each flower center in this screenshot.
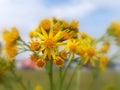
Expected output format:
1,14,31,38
44,38,56,48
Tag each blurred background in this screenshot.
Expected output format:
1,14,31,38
0,0,120,90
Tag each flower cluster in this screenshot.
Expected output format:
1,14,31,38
2,27,20,61
28,18,79,68
23,18,108,70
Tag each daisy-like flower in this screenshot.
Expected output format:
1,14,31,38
59,50,67,60
36,58,46,68
35,27,64,60
39,19,51,31
30,53,39,62
54,56,64,67
29,41,41,51
76,35,97,67
65,39,80,53
84,46,96,67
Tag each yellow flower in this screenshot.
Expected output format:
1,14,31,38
59,50,67,60
11,27,19,40
35,27,63,60
70,20,78,29
100,41,110,53
83,46,96,67
76,47,86,57
3,30,11,41
29,30,36,38
3,27,19,43
61,20,69,29
54,56,64,67
4,44,17,60
53,22,61,34
81,32,88,39
99,55,108,71
65,39,80,53
2,28,20,60
36,58,46,68
39,19,51,30
60,30,70,40
30,53,39,62
107,22,120,45
34,85,43,90
69,31,78,38
29,41,41,51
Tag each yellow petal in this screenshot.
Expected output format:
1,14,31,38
41,27,48,38
35,32,45,40
43,49,48,59
90,59,95,67
49,28,53,38
84,56,89,65
53,31,62,41
51,49,56,59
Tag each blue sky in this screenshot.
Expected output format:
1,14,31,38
0,0,120,41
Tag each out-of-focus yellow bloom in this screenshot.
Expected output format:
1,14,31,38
59,50,67,60
61,20,69,29
39,19,51,30
53,22,61,34
11,27,19,40
70,20,78,30
81,32,88,39
77,47,86,57
65,39,80,53
99,55,108,71
54,56,64,67
107,22,120,45
61,30,70,40
30,53,39,62
52,17,58,24
84,47,96,67
34,85,43,90
3,27,19,43
100,41,110,53
69,31,78,39
4,44,17,60
36,58,46,68
29,30,36,38
2,27,20,60
29,41,41,51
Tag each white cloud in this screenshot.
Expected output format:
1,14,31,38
0,0,96,41
75,0,120,8
51,2,95,19
91,0,120,7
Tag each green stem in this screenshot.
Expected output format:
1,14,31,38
61,53,74,89
58,67,62,90
48,60,54,90
66,60,81,90
11,69,27,90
